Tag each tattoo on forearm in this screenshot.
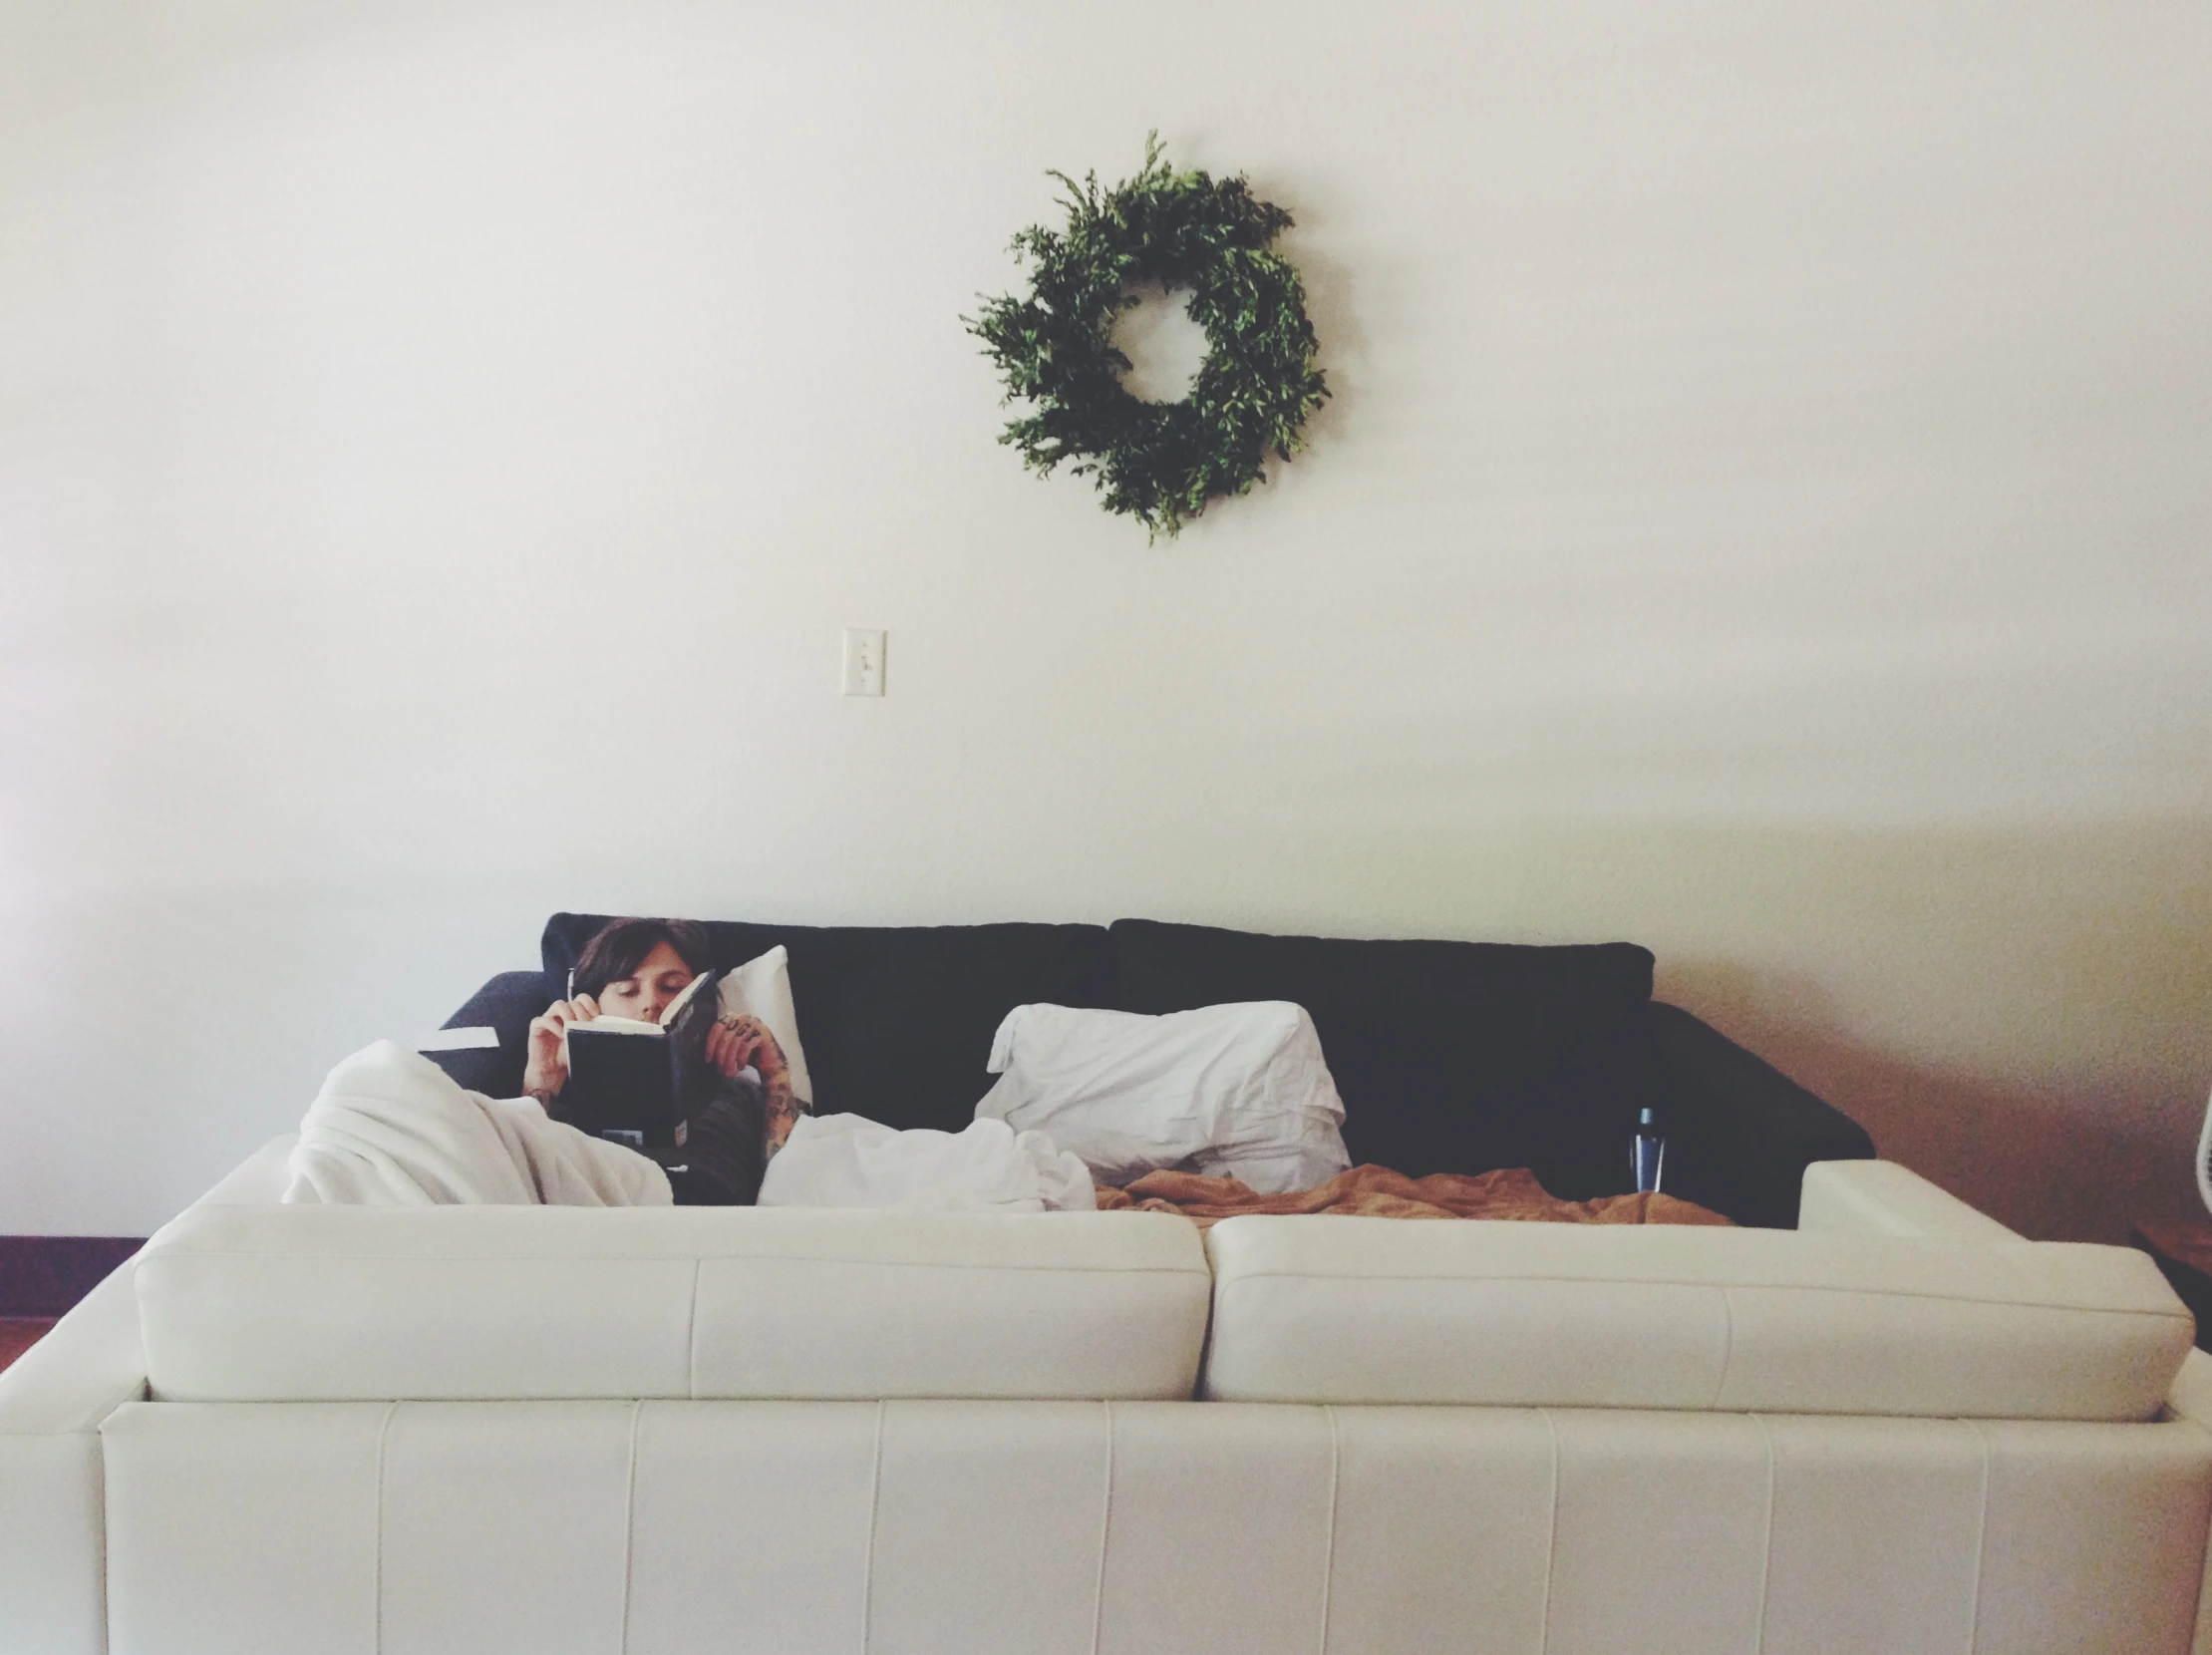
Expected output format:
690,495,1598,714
763,1070,803,1157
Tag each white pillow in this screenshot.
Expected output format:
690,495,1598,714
715,945,814,1108
975,1002,1351,1194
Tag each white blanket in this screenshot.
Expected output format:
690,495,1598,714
758,1113,1096,1212
976,1001,1351,1194
283,1041,672,1207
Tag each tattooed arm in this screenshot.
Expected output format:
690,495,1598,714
707,1014,807,1157
758,1056,803,1158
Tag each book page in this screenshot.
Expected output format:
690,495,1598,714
570,1016,662,1037
657,970,712,1026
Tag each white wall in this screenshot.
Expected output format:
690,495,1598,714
2,0,2206,1239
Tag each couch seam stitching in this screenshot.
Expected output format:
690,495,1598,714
95,1410,111,1655
1211,1270,2185,1317
373,1400,397,1655
1965,1419,1991,1655
861,1398,886,1655
1712,1286,1737,1408
1318,1405,1341,1655
1751,1413,1776,1654
685,1259,701,1399
145,1250,1208,1275
1089,1400,1113,1655
1538,1407,1559,1655
619,1400,643,1655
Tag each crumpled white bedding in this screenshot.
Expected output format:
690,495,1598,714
283,1041,673,1207
758,1113,1097,1212
977,1001,1352,1194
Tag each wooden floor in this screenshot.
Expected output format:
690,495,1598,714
0,1318,56,1374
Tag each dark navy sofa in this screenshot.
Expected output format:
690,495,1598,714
432,913,1873,1229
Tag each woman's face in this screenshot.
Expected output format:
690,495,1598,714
596,941,696,1024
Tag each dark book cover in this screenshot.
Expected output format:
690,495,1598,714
560,969,721,1150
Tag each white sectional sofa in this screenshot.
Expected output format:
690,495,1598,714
5,1137,2210,1655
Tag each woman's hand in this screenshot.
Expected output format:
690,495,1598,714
715,1013,805,1161
521,993,600,1103
707,1014,787,1081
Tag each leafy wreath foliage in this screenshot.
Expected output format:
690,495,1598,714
967,137,1328,538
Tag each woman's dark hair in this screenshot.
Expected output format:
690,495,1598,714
571,917,714,1000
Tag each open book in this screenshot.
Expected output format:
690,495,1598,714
559,969,723,1153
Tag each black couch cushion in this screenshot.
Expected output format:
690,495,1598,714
541,915,1114,1135
1108,918,1660,1198
1646,1001,1875,1228
425,969,553,1099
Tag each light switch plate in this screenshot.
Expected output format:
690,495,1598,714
841,628,886,696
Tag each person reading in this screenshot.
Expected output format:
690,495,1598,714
521,916,803,1204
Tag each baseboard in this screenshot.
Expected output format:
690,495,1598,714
0,1236,146,1316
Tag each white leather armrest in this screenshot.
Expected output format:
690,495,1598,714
0,1259,150,1655
1799,1159,2025,1242
0,1136,294,1436
0,1133,296,1655
2165,1349,2212,1431
1805,1163,2212,1653
0,1263,148,1435
188,1134,301,1207
2161,1351,2212,1655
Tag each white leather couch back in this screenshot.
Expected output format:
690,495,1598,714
1203,1216,2194,1420
136,1204,1211,1402
101,1397,2212,1655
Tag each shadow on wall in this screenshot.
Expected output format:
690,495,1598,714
1261,814,2212,1249
1666,959,2210,1245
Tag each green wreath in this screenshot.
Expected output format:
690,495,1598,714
966,137,1328,538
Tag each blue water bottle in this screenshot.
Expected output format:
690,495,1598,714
1633,1107,1665,1194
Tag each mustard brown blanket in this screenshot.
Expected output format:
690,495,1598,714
1092,1163,1734,1229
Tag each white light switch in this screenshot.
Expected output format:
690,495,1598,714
841,628,886,696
